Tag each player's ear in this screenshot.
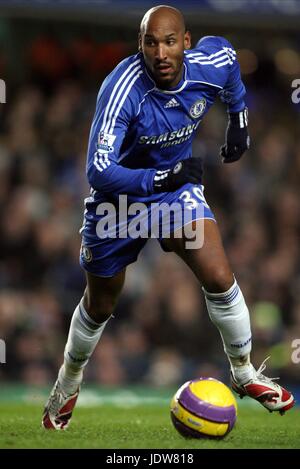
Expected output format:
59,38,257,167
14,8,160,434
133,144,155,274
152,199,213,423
138,33,142,52
184,30,191,50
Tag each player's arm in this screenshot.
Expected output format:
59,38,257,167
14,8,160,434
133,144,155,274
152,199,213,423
218,37,249,163
86,76,202,196
195,36,249,164
86,80,155,196
220,106,249,164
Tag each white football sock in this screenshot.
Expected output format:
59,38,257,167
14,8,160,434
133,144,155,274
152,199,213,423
59,298,110,394
203,278,254,384
58,363,83,396
230,359,256,385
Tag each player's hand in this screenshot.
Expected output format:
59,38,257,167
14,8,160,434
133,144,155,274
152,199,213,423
153,158,203,193
220,108,250,163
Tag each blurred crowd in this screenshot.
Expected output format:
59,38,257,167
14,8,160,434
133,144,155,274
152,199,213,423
0,29,300,389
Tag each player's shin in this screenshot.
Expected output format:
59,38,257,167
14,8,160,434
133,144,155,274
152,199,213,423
203,278,254,384
60,298,110,394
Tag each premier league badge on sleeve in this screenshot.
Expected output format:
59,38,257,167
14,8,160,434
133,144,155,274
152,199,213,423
97,131,116,154
189,98,206,119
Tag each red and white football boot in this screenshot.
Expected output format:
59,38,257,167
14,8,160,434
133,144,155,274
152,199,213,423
231,357,295,415
42,380,80,430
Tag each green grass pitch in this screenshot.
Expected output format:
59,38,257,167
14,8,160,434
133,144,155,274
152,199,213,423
0,402,299,449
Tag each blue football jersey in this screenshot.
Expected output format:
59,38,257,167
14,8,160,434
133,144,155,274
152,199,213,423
86,35,246,205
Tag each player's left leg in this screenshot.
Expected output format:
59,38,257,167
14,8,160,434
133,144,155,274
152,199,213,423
162,218,294,414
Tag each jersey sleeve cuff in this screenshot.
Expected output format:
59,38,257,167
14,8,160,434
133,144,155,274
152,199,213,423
143,168,157,195
227,99,246,113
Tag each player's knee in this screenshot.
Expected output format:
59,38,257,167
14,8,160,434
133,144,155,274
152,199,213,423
83,293,117,323
83,270,125,322
203,267,234,293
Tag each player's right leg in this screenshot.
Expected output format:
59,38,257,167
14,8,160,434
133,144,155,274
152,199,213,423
43,188,148,430
42,270,125,430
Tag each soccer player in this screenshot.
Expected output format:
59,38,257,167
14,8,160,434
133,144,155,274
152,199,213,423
43,5,294,430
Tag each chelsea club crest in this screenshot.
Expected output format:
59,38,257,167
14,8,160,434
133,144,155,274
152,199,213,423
189,98,206,119
81,245,92,263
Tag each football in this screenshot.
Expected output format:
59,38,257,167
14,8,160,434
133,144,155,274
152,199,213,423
170,377,237,439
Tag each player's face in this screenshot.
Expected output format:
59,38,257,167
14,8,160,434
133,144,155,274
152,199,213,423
139,15,191,89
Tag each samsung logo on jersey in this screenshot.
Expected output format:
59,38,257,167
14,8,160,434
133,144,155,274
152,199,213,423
138,121,201,146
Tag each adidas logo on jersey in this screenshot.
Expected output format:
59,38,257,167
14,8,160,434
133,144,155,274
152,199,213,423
164,98,180,109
